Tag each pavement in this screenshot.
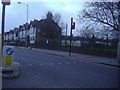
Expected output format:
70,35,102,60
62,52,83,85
17,46,119,68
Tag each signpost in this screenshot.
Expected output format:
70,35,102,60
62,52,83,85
1,0,11,67
0,0,19,79
2,47,13,67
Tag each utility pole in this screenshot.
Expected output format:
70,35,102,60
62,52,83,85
66,24,67,37
65,24,68,47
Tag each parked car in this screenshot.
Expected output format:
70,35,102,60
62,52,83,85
8,42,16,45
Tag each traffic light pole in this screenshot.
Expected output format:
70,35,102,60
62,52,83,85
69,18,73,56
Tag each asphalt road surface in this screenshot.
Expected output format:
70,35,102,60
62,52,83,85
2,47,119,88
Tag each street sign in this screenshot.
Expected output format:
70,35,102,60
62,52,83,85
2,46,14,67
6,48,13,56
2,0,11,5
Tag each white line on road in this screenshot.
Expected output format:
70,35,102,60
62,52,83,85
38,73,41,75
73,62,76,64
66,62,69,64
21,57,25,59
40,64,43,66
58,63,61,65
29,64,32,66
49,63,53,65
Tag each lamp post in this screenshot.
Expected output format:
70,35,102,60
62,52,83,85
18,2,29,48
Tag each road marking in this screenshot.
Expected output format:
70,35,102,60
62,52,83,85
58,63,61,65
38,73,41,75
21,57,24,59
49,63,53,65
29,64,32,66
73,62,76,64
40,64,43,66
66,62,69,64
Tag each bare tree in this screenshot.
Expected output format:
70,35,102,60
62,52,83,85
53,13,61,24
77,2,119,39
53,13,65,31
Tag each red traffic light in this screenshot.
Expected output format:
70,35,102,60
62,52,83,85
72,22,74,26
71,22,75,29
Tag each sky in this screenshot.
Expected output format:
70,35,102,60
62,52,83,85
0,0,85,36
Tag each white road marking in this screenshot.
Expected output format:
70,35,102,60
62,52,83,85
58,63,61,65
29,64,32,66
49,63,53,65
38,73,41,75
21,57,24,59
73,62,76,64
66,62,69,64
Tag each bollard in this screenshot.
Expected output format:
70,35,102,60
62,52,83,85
2,46,14,67
1,46,20,78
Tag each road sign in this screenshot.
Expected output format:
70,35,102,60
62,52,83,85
2,0,11,5
2,46,14,67
6,48,13,56
5,56,12,66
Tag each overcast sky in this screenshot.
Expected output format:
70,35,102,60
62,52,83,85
0,1,85,36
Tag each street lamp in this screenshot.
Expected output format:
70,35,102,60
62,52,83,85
18,2,29,48
18,2,29,23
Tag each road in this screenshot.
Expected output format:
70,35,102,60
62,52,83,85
2,47,119,88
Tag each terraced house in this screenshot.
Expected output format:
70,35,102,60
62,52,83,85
4,12,62,47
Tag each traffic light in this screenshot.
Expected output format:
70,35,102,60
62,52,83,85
2,0,10,5
71,22,75,29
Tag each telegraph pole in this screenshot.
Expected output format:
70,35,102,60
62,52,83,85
66,24,67,37
65,24,68,47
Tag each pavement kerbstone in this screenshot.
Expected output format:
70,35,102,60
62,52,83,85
0,62,20,79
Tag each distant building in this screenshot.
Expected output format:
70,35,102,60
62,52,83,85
36,12,62,40
28,12,61,45
4,12,62,46
4,32,9,41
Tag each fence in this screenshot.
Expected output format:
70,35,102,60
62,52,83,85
5,37,117,58
33,37,118,58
